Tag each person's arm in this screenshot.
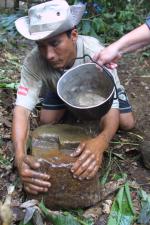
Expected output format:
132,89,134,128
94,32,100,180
93,23,150,68
113,24,150,54
12,106,30,165
71,108,119,180
12,105,51,194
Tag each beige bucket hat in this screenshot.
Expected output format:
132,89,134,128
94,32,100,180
15,0,85,41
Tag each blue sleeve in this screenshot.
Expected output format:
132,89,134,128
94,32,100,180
145,16,150,29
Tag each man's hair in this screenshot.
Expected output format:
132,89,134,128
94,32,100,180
66,27,77,38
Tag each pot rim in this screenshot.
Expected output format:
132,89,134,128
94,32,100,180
57,63,115,109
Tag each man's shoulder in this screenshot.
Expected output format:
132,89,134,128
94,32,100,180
23,46,49,74
24,46,41,64
78,35,104,55
22,46,52,81
79,35,104,46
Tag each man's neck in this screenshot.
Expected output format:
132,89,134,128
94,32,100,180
64,43,77,70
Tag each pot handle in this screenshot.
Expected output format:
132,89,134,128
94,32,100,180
75,54,118,100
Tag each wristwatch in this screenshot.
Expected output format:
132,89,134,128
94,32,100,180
146,16,150,29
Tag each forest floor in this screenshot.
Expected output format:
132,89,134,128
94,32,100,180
0,39,150,224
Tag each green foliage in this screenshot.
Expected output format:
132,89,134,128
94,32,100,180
107,182,135,225
100,149,113,185
19,221,33,225
0,82,19,89
0,137,3,148
0,154,12,166
0,1,149,44
0,11,25,44
69,0,150,43
142,50,150,58
138,190,150,224
39,200,94,225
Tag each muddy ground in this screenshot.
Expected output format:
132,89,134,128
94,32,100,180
0,40,149,224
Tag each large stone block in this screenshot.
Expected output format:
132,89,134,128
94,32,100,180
30,124,101,209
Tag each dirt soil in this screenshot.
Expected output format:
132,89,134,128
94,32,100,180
0,40,149,224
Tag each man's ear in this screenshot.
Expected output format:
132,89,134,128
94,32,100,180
71,29,78,42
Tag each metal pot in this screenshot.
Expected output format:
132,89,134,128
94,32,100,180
57,62,116,120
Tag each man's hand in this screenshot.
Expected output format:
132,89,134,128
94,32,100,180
70,136,109,180
17,155,51,195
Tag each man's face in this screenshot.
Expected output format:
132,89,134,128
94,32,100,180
36,29,78,70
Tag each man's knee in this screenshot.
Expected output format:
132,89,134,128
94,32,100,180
40,114,58,125
119,113,135,131
39,109,66,125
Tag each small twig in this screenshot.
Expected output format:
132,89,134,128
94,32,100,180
114,158,124,175
128,132,144,140
135,75,150,78
112,152,124,160
82,13,101,20
110,141,139,146
100,150,113,185
138,182,150,186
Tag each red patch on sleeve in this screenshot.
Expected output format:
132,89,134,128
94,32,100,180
17,85,29,96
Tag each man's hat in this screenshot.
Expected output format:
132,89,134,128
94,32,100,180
15,0,85,41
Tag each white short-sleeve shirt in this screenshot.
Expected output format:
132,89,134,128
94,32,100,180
16,35,122,110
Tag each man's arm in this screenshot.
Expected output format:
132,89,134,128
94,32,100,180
12,105,51,194
12,106,30,166
71,108,119,180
